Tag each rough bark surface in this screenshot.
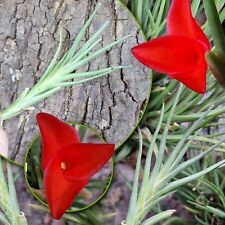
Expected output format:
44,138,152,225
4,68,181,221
0,0,151,164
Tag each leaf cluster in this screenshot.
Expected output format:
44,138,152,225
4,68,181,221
0,5,129,122
125,84,225,225
115,2,225,223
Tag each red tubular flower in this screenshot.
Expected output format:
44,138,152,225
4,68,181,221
131,0,210,94
37,113,80,172
37,113,114,220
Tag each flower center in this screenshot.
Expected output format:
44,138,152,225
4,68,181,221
60,162,67,170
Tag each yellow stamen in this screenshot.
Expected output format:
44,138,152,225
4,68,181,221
61,162,67,170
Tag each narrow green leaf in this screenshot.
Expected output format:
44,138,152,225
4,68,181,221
126,127,143,224
40,28,64,81
136,0,144,25
72,21,109,61
60,67,126,87
159,160,225,196
7,163,20,217
58,66,127,82
13,88,30,105
63,4,100,63
161,106,214,175
155,0,167,30
20,87,60,109
205,206,225,218
0,212,10,225
191,0,201,17
148,84,183,189
61,35,130,74
137,104,165,208
134,192,175,224
142,210,176,225
159,140,225,186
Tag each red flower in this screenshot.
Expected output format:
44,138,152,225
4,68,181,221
132,0,210,94
37,113,114,220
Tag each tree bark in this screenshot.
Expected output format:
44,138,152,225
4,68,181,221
0,0,151,164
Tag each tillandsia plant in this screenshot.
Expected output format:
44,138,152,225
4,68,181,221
114,1,225,224
0,3,129,156
176,154,225,224
119,0,225,147
123,85,225,225
35,113,114,220
116,1,225,224
120,0,225,116
0,158,27,225
117,1,225,152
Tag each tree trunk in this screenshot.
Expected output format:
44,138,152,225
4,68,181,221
0,0,151,164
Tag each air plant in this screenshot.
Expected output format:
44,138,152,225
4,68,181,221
0,4,129,122
116,1,225,224
0,158,27,225
124,84,225,225
121,0,225,143
1,1,225,225
176,146,225,224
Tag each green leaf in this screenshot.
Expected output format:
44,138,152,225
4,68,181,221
0,212,10,225
126,127,143,224
142,210,176,225
137,104,165,208
205,206,225,218
148,85,183,189
0,4,129,121
7,163,20,219
158,160,225,196
159,140,225,185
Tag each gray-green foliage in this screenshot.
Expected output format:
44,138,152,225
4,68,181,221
125,85,225,225
0,158,27,225
176,150,225,224
119,0,169,40
0,5,129,122
120,0,225,158
119,1,225,224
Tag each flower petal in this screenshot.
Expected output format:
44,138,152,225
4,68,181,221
132,35,199,74
44,154,88,220
167,0,210,50
43,143,114,219
36,113,80,171
60,143,114,181
169,41,207,93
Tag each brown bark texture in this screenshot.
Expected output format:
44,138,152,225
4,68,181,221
0,0,151,164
